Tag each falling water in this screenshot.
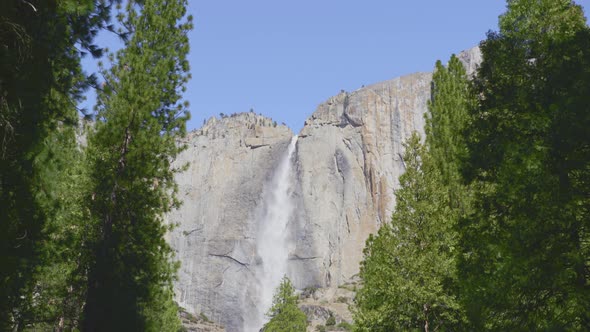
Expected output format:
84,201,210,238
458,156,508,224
248,135,298,331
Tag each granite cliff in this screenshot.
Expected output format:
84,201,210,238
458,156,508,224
166,47,481,331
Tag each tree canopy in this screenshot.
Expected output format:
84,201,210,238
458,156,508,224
459,0,590,329
356,1,589,330
263,276,308,332
0,0,193,330
0,0,108,328
82,0,192,330
354,133,465,332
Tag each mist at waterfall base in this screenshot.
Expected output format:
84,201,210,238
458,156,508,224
244,136,298,331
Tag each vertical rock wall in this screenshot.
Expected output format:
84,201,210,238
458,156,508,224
292,71,432,290
168,48,481,331
166,113,293,330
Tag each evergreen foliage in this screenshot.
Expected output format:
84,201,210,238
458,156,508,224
459,0,590,329
23,128,92,330
426,55,473,209
263,276,308,332
356,1,590,329
355,54,472,331
354,133,464,331
81,0,192,330
0,0,107,329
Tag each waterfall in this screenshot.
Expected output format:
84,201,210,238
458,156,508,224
248,135,298,331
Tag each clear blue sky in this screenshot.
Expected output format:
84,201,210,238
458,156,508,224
82,0,590,133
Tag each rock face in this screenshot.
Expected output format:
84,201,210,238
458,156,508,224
290,71,432,290
166,113,293,330
167,48,481,331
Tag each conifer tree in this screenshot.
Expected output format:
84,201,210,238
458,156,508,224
0,1,107,328
81,0,192,330
426,55,472,210
459,0,590,329
263,276,308,332
355,53,473,331
354,133,464,332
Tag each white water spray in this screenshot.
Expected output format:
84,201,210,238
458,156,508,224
249,135,298,331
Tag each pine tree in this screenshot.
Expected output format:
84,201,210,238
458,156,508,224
426,55,472,210
0,1,106,329
459,0,590,329
24,127,92,330
354,133,464,332
82,0,192,330
263,276,308,332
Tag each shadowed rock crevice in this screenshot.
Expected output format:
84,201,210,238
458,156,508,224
208,254,250,268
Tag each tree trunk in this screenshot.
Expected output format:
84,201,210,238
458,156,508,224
424,303,429,332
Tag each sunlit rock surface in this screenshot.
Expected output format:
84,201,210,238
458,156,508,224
293,71,432,291
166,112,293,330
168,47,481,331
